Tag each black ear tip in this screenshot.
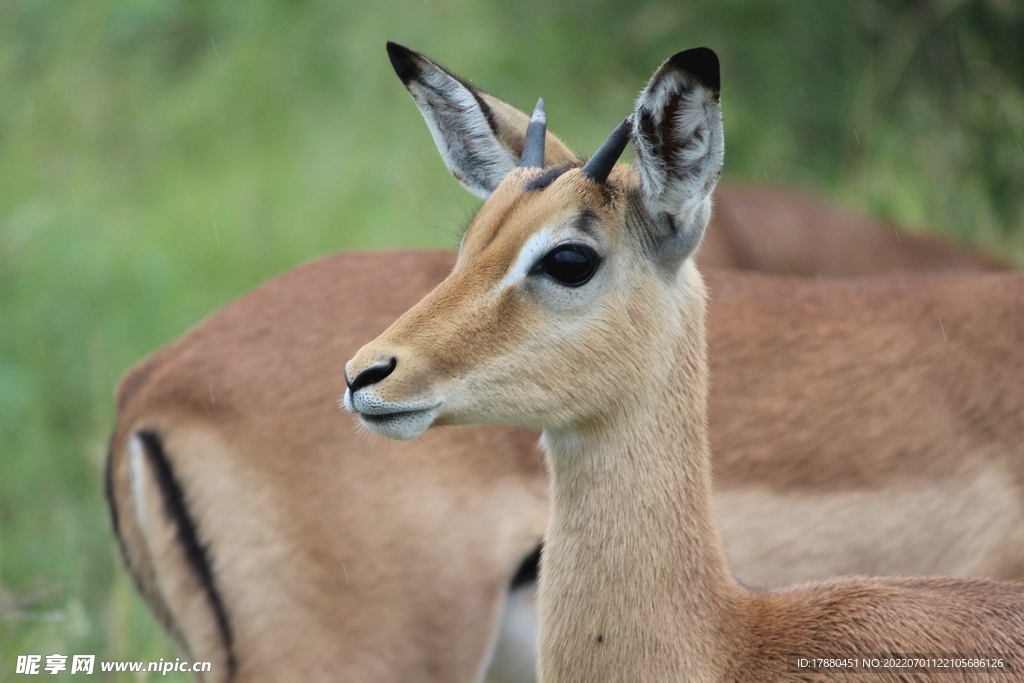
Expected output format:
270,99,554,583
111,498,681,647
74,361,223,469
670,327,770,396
669,47,720,97
387,41,421,85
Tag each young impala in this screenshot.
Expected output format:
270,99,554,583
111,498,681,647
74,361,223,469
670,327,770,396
106,43,1024,683
346,48,1024,681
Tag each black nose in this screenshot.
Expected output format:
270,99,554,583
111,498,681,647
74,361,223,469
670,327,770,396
347,357,397,394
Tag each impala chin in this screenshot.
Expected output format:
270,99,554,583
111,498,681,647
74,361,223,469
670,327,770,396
344,390,441,440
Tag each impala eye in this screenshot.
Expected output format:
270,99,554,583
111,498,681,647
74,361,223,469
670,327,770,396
531,244,601,287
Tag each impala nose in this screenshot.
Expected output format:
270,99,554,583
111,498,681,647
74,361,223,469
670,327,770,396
346,357,398,394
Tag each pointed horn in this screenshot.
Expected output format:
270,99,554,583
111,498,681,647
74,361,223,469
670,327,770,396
519,99,547,168
580,117,632,183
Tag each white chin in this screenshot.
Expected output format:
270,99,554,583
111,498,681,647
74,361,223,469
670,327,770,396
359,408,437,440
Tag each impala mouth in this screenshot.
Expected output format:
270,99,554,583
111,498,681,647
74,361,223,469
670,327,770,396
342,388,441,440
359,406,434,423
357,406,439,440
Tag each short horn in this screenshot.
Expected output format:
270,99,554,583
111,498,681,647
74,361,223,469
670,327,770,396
519,99,546,168
580,117,632,183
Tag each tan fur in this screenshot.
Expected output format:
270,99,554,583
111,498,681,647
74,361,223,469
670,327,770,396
716,468,1024,584
703,184,1010,274
109,253,1024,682
109,251,548,682
345,58,1024,680
107,49,1023,682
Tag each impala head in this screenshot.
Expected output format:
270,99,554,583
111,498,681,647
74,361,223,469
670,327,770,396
345,45,723,440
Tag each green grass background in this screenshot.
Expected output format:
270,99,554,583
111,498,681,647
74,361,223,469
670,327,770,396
1,0,1022,680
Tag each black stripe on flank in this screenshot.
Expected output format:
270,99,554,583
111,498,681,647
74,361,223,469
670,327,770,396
525,162,574,192
104,435,130,579
106,434,184,650
510,544,542,589
137,430,238,679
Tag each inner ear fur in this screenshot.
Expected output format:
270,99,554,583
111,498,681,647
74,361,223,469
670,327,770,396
631,47,724,262
387,41,576,198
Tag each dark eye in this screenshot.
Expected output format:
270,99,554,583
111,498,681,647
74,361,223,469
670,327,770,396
530,244,601,287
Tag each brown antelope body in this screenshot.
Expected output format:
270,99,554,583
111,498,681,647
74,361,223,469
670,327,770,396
704,184,1009,275
106,44,1024,683
346,48,1024,681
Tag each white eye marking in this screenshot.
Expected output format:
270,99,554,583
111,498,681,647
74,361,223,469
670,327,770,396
492,228,556,296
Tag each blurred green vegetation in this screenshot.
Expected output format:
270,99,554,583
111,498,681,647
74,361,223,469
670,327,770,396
0,0,1021,679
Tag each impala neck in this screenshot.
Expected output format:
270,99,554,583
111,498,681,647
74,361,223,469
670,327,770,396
538,268,741,683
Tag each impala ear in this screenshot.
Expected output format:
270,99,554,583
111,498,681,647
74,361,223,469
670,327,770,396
632,47,723,265
387,42,576,198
